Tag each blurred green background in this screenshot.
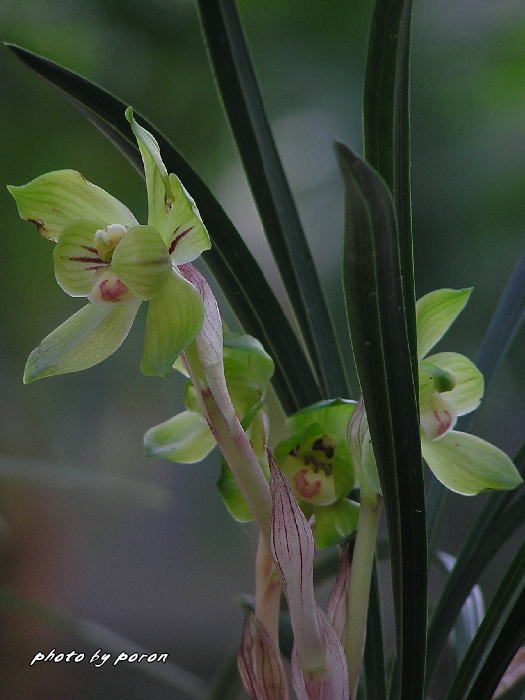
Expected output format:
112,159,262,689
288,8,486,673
0,1,524,698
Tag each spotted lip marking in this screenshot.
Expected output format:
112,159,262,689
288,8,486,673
433,409,452,437
293,469,321,499
98,278,128,302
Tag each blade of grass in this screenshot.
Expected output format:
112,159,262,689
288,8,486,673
208,651,242,700
426,252,525,553
0,586,208,698
336,143,426,700
445,539,525,700
426,443,525,682
4,42,322,415
196,0,350,398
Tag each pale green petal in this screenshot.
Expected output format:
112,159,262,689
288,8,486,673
425,351,484,416
163,174,211,264
288,399,357,442
111,225,171,300
140,269,204,376
416,288,472,359
53,220,105,296
223,332,274,417
421,431,522,495
126,107,171,230
420,394,458,440
126,109,211,263
144,410,215,463
8,170,137,242
313,498,360,550
217,461,253,523
24,300,141,383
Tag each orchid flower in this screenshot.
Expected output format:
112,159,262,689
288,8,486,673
275,399,359,549
8,108,210,382
361,288,522,495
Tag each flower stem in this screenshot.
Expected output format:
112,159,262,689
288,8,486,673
344,485,382,698
183,343,272,539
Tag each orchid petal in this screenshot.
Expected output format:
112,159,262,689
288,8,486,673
111,225,171,300
143,410,215,463
8,169,137,241
269,451,325,673
125,108,210,263
421,431,522,495
420,394,458,441
313,498,359,550
237,612,290,700
425,351,484,416
288,399,357,441
291,608,349,700
53,220,105,296
223,333,274,417
23,299,140,383
217,461,253,522
140,269,204,376
416,288,472,359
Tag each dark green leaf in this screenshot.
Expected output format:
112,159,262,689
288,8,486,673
426,443,525,682
427,253,525,554
363,0,416,375
196,1,350,398
445,539,525,700
0,586,208,698
5,42,322,414
436,551,485,669
208,652,243,700
336,143,426,700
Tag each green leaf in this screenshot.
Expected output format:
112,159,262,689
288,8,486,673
5,42,321,415
217,460,253,523
426,443,525,684
143,410,216,464
313,498,359,550
421,431,522,495
196,1,350,399
0,586,208,698
436,551,484,669
445,539,525,700
24,299,141,383
416,288,472,360
7,169,137,241
53,220,106,296
425,352,484,416
111,225,171,300
287,399,357,440
141,270,204,377
336,142,427,700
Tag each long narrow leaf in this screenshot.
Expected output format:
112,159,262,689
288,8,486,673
364,561,387,699
426,443,525,681
445,539,525,700
337,143,427,700
363,0,416,373
196,1,349,399
5,42,322,414
427,252,525,552
0,586,208,698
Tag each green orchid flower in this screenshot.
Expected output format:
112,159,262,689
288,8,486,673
362,288,522,496
144,332,274,464
8,108,211,382
274,399,359,549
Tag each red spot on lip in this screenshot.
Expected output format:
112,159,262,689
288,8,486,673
293,469,321,500
99,278,128,302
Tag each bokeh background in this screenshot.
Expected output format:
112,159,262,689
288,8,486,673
0,1,524,698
